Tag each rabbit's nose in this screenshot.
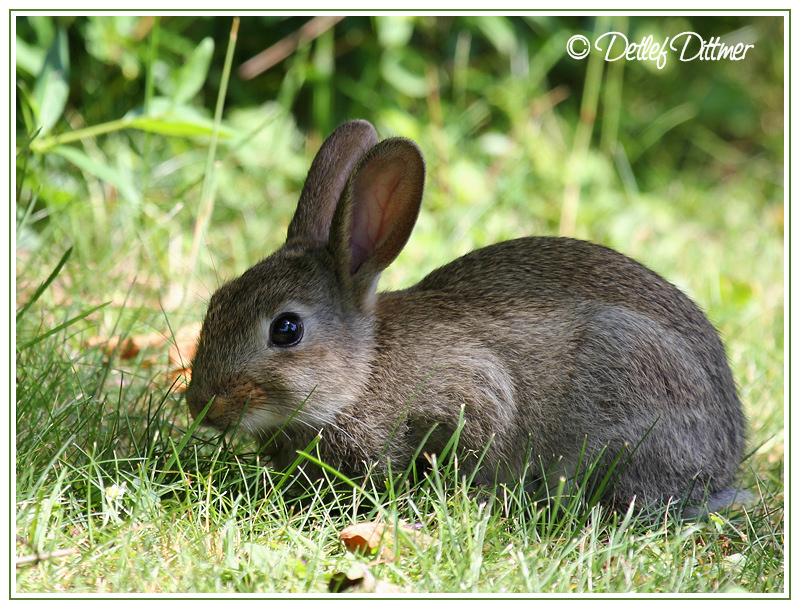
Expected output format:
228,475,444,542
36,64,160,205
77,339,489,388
186,376,264,430
187,392,229,430
185,385,214,422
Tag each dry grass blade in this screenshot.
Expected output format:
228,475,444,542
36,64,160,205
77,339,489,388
239,15,345,79
16,547,80,567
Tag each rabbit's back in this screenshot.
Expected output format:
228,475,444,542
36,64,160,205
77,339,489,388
375,236,745,507
413,237,738,407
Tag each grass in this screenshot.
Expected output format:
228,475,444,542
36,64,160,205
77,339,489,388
14,15,784,595
12,342,784,595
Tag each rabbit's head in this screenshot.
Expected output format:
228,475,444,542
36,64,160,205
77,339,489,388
185,120,426,440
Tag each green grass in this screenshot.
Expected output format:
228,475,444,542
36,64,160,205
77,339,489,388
12,341,784,595
14,15,784,595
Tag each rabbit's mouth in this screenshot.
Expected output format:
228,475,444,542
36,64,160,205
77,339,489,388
239,389,338,438
187,376,331,441
186,375,268,430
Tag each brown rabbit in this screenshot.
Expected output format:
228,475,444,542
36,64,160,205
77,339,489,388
186,120,746,513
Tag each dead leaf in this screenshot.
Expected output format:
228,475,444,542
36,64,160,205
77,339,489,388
86,333,166,362
167,322,202,391
86,322,202,392
339,521,434,562
166,366,190,391
339,522,387,551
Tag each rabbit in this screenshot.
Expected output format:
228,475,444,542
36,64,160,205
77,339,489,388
185,119,746,514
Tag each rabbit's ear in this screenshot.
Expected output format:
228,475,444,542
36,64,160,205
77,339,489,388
329,137,425,291
287,120,379,248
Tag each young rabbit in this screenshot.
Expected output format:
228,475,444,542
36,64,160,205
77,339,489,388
186,119,746,513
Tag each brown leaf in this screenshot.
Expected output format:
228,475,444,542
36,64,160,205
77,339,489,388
339,522,392,558
167,366,192,391
86,333,167,362
86,322,202,393
339,521,434,562
167,322,202,392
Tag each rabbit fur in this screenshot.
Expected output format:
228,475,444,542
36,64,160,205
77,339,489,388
186,119,746,512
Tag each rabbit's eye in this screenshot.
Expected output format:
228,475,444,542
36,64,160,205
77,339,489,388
270,313,304,347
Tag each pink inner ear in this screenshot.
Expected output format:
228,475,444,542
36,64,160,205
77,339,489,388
349,159,407,274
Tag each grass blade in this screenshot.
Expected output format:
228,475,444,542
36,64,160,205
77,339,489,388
186,17,239,284
17,301,109,351
16,246,72,323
